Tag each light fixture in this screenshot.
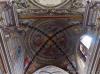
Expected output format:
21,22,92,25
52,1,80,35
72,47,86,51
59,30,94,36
81,35,93,49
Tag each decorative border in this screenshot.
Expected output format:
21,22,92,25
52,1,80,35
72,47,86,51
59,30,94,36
29,0,74,9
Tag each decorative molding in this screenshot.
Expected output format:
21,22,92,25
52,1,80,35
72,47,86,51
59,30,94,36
18,9,82,18
14,0,84,11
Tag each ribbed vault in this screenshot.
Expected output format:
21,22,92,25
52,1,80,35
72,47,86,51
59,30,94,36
23,19,82,74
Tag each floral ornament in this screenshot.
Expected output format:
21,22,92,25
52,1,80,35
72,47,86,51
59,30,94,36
14,0,29,8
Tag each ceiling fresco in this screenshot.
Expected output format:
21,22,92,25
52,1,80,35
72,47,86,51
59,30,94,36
0,0,85,74
20,19,82,74
12,0,84,73
0,0,99,74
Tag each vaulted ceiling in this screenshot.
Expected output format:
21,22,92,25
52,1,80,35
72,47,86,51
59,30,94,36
12,0,84,74
0,0,95,74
